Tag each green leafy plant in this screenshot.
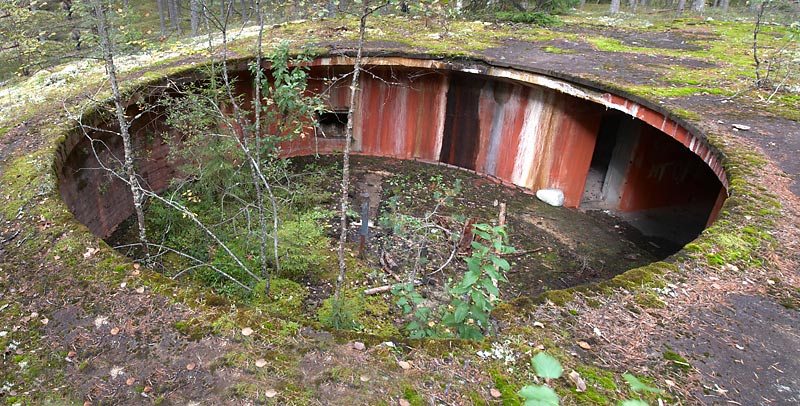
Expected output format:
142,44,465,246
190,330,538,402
623,373,663,394
391,282,446,338
518,352,563,406
619,400,649,406
495,11,562,26
319,296,362,331
442,223,515,340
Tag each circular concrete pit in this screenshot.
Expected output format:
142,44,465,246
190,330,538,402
57,55,727,278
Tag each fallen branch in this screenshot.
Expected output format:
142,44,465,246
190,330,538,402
503,247,544,258
0,230,20,245
364,280,423,295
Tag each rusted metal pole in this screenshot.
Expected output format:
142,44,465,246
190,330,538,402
359,193,370,257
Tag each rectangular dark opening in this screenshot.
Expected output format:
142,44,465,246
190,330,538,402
316,110,348,138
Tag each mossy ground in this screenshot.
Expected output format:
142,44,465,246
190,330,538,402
1,5,798,405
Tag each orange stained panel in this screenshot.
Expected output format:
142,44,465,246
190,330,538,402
473,81,497,172
476,81,530,182
410,72,448,160
547,94,604,207
510,88,558,191
618,126,723,212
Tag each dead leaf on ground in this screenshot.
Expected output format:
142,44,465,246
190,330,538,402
255,359,267,368
83,247,99,259
398,361,412,370
186,362,196,371
490,388,502,398
399,399,411,406
110,327,120,336
135,286,145,294
533,321,545,328
577,340,591,350
568,370,587,392
126,377,135,386
265,389,278,398
241,327,253,336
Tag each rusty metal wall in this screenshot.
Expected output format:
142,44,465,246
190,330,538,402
58,57,728,239
279,63,724,214
618,125,723,212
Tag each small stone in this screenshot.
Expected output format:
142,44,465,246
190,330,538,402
732,124,751,131
265,389,278,398
120,282,127,289
360,375,370,382
135,286,145,294
535,188,564,207
398,361,412,370
255,359,267,368
533,321,545,328
241,327,253,336
353,341,366,351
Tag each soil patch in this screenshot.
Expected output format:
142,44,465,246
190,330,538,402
670,294,800,405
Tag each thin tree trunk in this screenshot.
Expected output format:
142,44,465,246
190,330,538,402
251,0,280,294
190,0,199,35
216,0,280,292
610,0,620,14
334,2,371,305
753,1,767,87
158,0,167,37
677,0,686,16
691,0,704,13
89,0,151,263
169,0,182,34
